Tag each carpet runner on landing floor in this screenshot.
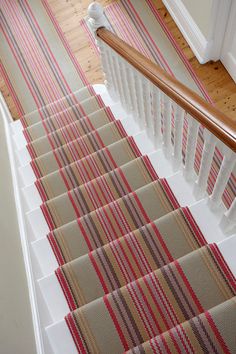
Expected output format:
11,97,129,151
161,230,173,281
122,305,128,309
1,0,235,353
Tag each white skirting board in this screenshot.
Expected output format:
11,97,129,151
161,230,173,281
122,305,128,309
162,0,231,64
2,84,235,354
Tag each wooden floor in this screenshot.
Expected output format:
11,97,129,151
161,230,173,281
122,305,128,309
1,0,235,121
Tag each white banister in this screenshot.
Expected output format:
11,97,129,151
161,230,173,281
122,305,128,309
209,150,236,209
220,198,236,233
172,103,185,171
194,132,217,199
184,116,200,180
162,94,172,157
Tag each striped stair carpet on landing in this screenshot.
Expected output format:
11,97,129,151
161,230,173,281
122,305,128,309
1,0,235,353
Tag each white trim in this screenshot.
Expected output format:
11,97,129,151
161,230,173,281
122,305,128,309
221,0,236,82
163,0,231,63
0,94,45,353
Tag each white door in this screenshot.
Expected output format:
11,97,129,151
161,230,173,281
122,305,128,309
221,0,236,83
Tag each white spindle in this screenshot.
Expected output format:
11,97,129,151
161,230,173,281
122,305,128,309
162,94,172,158
209,150,236,209
172,103,185,171
184,115,200,180
152,86,162,149
143,79,152,135
219,198,236,233
127,66,139,119
121,60,133,113
104,45,119,100
113,55,126,107
194,132,217,199
134,73,146,129
98,41,115,97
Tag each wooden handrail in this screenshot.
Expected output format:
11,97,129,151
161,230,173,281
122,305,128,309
97,27,236,152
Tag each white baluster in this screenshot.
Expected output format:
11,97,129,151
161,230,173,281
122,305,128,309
98,40,115,97
109,51,119,98
194,131,217,199
162,94,172,158
152,86,162,149
127,65,139,119
120,59,132,113
172,103,185,171
143,79,152,136
183,115,200,180
113,55,126,107
220,198,236,233
134,73,146,129
103,45,119,100
209,150,236,209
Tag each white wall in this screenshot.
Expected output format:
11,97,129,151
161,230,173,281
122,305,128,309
181,0,213,37
0,117,36,354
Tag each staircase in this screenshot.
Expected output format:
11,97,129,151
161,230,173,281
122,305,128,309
1,2,236,354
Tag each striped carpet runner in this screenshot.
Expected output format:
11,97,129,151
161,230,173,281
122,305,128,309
1,1,235,353
66,244,236,353
127,297,236,354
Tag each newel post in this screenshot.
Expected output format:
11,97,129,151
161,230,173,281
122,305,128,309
87,2,108,33
88,2,115,97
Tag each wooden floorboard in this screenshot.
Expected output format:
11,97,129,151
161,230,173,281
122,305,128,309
0,0,235,121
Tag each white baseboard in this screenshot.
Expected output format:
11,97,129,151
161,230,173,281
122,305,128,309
163,0,231,64
163,0,210,63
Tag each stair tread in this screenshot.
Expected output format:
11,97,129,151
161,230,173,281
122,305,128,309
36,155,157,202
40,155,158,229
47,178,179,264
56,207,206,310
127,297,236,353
64,244,236,353
23,94,105,141
21,85,95,127
30,136,142,179
28,119,127,165
26,106,115,157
